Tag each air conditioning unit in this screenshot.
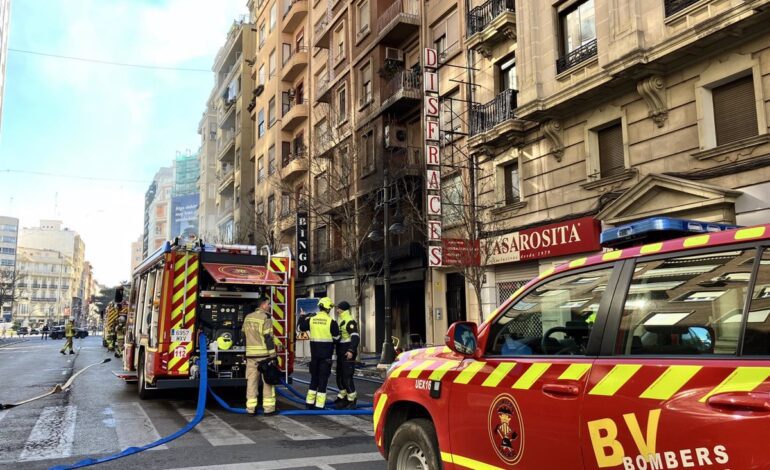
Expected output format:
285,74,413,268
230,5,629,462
384,124,408,149
384,48,404,62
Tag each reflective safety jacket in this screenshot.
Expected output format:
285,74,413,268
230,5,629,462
298,311,340,359
336,310,360,357
243,308,276,358
64,322,74,338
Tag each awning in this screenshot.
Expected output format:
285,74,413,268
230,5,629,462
202,263,284,286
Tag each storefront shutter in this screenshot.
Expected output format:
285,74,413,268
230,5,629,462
495,262,540,305
713,75,758,146
598,123,624,178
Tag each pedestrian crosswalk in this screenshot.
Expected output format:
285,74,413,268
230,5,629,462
0,399,375,466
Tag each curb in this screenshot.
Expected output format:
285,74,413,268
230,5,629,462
0,338,30,348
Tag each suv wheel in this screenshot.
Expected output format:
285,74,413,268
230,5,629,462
388,419,441,470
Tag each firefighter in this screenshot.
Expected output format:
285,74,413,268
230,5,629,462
334,301,360,409
60,319,75,355
107,315,117,352
114,315,126,358
298,297,340,410
243,297,277,415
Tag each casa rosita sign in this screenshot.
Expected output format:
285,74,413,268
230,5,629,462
487,217,602,265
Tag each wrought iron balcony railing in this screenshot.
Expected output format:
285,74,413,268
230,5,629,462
467,0,515,36
383,70,421,101
664,0,700,16
556,39,597,74
470,89,517,136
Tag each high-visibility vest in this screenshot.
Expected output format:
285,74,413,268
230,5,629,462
338,310,354,343
244,308,275,358
65,323,74,338
309,312,334,343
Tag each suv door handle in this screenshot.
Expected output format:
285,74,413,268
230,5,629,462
707,392,770,412
542,383,580,398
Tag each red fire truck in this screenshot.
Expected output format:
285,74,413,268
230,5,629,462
122,240,295,398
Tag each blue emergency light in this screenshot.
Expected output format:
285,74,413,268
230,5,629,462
600,217,738,249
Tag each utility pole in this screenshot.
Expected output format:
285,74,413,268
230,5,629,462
380,166,395,365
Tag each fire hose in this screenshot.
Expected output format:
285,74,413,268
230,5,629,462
50,334,373,469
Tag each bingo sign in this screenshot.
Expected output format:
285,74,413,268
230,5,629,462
424,48,443,267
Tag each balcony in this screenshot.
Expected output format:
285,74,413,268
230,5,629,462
376,0,420,46
380,70,421,115
466,0,516,56
278,213,296,233
315,69,334,103
469,89,527,147
282,145,308,180
556,38,597,74
281,46,308,82
388,146,422,176
313,11,332,48
664,0,701,16
217,165,235,193
281,101,309,131
283,0,308,33
217,128,236,161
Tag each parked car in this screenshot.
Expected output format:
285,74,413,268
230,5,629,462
75,328,89,339
48,326,65,339
17,326,29,336
31,328,40,335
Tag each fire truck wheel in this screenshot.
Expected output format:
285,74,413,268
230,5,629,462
137,354,154,400
388,418,440,470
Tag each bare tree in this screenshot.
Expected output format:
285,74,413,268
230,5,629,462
0,266,26,317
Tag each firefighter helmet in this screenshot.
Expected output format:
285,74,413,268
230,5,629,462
118,315,126,325
318,297,334,310
217,332,233,350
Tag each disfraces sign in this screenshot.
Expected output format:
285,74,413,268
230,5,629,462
424,47,442,267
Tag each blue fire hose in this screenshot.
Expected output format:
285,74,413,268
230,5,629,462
50,334,372,469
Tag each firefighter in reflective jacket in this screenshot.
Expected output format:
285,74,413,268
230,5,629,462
334,301,360,409
114,315,126,358
60,319,75,355
298,297,340,409
244,297,277,415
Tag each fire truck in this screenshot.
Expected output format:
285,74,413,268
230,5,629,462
121,240,295,399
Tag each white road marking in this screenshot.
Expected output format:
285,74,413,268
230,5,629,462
18,405,77,461
111,403,168,451
0,409,8,424
168,452,383,469
260,415,331,441
317,465,336,470
323,414,375,436
61,370,68,375
172,404,254,446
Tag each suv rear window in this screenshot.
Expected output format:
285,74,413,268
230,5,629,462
615,249,756,356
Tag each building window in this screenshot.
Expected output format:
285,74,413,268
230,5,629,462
267,195,275,224
258,64,265,86
269,49,276,78
258,156,265,182
444,175,464,224
257,201,264,215
258,109,265,137
712,75,758,146
281,192,291,216
360,62,372,105
334,22,345,63
557,0,597,73
315,173,329,204
268,96,276,126
268,145,276,175
259,22,266,48
440,90,462,143
316,226,329,263
431,9,459,60
503,161,520,205
337,84,347,123
357,0,370,34
282,42,292,66
499,56,517,93
361,130,374,172
597,122,625,178
270,2,277,31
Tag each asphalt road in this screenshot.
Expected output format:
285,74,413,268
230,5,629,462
0,336,387,470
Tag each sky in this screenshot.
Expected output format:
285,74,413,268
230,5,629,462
0,0,248,286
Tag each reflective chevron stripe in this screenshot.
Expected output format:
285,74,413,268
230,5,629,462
588,364,642,396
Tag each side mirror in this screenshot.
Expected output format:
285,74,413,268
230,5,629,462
445,321,478,356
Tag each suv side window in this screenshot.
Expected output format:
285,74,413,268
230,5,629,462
743,249,770,355
486,266,615,356
615,249,756,356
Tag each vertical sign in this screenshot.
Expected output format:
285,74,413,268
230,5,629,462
296,211,309,277
424,48,442,267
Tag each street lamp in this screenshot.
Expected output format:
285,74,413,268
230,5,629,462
368,167,407,366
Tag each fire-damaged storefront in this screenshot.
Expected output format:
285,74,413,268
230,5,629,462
483,217,603,320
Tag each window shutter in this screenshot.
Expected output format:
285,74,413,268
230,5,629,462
598,123,624,178
713,75,758,146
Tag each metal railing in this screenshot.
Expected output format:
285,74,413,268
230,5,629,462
282,140,307,166
470,89,517,136
314,11,331,41
383,70,421,101
556,38,597,74
377,0,419,36
664,0,700,16
467,0,515,36
283,0,304,18
217,128,235,153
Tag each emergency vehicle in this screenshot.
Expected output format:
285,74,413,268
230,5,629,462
374,219,770,470
122,240,295,399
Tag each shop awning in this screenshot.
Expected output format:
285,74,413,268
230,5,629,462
202,263,284,285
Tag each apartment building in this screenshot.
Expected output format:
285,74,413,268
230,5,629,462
212,17,256,244
14,247,75,327
246,0,310,253
143,167,173,255
0,215,18,321
197,102,219,240
130,235,143,273
459,0,770,327
171,151,200,240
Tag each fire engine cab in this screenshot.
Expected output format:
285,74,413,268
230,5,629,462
375,218,770,470
122,240,295,399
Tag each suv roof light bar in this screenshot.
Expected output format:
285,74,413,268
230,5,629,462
600,217,739,249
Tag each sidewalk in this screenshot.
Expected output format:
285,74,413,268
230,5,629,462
0,337,30,348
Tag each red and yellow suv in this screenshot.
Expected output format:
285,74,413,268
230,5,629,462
374,224,770,470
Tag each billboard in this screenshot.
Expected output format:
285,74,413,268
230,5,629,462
170,194,199,239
